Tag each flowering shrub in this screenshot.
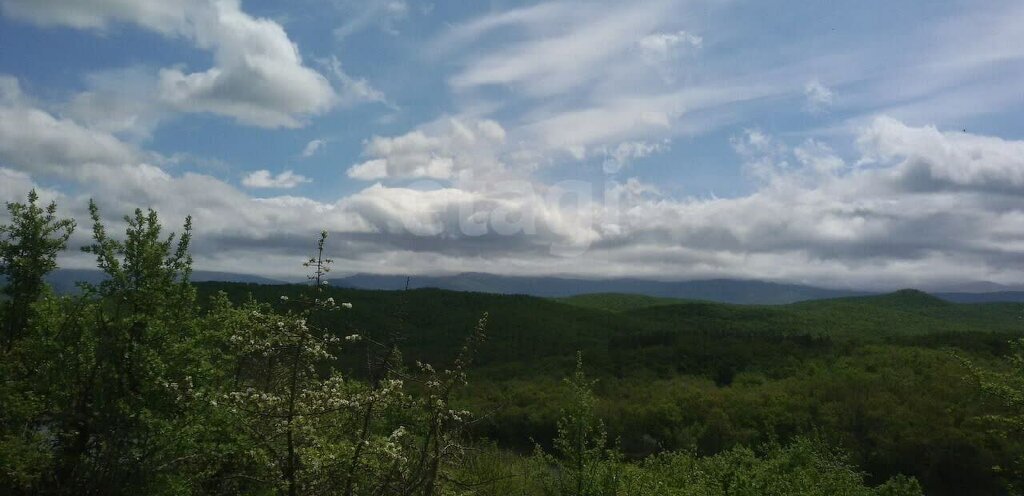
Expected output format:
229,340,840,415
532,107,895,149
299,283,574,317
208,231,487,496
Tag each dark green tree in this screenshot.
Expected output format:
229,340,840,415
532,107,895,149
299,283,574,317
82,199,195,318
536,352,621,496
0,190,74,492
0,189,75,348
42,201,197,493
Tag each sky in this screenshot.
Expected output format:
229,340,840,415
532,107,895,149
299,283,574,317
1,0,1023,290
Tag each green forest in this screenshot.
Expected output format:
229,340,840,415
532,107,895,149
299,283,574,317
2,191,1023,495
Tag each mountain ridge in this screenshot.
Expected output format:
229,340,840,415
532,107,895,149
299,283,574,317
36,269,1024,305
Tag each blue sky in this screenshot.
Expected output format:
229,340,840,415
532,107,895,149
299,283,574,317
1,0,1023,289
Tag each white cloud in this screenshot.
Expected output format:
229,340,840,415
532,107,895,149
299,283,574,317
0,0,188,31
522,82,781,153
0,77,140,174
320,56,388,108
521,98,677,157
65,66,168,140
3,0,338,128
731,128,790,180
242,170,311,189
600,140,669,173
858,116,1024,193
804,79,834,113
0,75,23,104
443,1,672,97
432,1,792,160
0,168,63,207
301,139,326,158
156,0,335,128
333,0,411,39
638,30,702,62
348,118,507,181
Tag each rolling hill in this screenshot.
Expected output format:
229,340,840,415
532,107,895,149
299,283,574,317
195,282,1023,373
338,273,1024,304
335,272,872,304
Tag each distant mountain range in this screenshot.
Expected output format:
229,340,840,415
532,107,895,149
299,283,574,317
333,272,869,304
334,272,1024,305
43,269,285,293
32,269,1024,305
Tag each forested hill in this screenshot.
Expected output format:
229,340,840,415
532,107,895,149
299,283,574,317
193,281,1024,494
195,283,1024,372
334,272,871,303
335,272,1024,304
198,282,1023,347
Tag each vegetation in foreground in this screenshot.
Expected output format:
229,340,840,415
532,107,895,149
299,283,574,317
0,190,1020,495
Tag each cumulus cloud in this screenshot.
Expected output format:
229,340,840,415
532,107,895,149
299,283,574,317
0,76,140,174
348,119,507,181
156,0,335,128
3,0,339,128
242,170,311,189
0,168,62,207
858,116,1024,194
65,67,168,140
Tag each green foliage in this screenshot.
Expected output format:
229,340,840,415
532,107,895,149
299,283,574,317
558,293,690,312
0,189,75,347
82,200,195,315
196,282,1022,494
617,437,923,496
457,378,924,496
37,202,197,493
974,337,1024,430
202,232,491,495
964,337,1024,493
534,353,621,496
